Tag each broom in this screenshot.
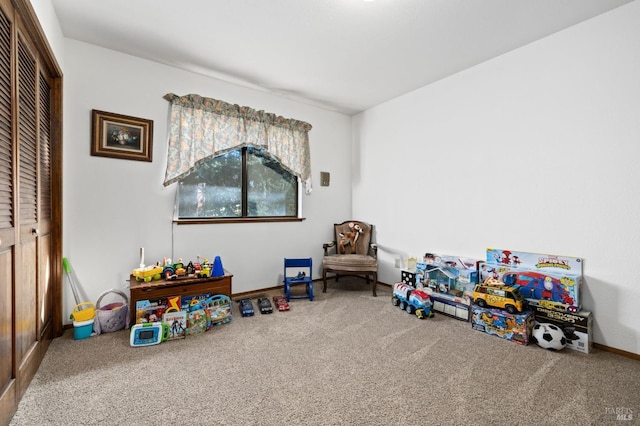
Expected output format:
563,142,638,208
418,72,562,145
63,257,95,321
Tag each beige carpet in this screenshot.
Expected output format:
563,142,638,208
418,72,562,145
9,279,640,425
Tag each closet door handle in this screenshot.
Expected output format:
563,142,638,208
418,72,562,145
32,228,38,236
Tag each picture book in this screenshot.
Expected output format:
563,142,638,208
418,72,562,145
135,298,168,324
162,309,187,340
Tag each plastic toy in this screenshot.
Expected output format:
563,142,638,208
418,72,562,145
391,283,434,319
257,297,273,314
187,309,210,334
273,295,290,311
238,298,254,317
133,265,164,282
501,271,577,312
162,258,187,280
531,323,567,351
204,294,232,325
472,281,527,314
130,322,170,347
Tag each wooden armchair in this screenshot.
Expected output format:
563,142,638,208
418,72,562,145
322,220,378,296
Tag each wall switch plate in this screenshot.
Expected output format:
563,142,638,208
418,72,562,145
320,171,330,186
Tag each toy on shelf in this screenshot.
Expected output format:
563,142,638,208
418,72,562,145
531,323,567,351
238,298,254,317
133,265,164,282
163,258,187,280
133,247,163,282
273,295,290,311
194,257,211,278
392,283,434,319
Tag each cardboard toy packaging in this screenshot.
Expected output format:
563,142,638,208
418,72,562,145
531,305,593,354
479,248,583,313
430,294,471,321
471,305,535,345
414,253,480,309
400,269,416,286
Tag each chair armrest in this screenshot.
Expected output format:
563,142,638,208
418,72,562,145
369,243,378,259
323,241,336,256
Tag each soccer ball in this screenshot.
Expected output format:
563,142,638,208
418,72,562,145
532,323,567,351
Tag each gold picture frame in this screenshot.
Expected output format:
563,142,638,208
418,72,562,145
91,109,153,162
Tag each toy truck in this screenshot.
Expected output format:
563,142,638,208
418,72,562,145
392,282,434,319
133,265,164,282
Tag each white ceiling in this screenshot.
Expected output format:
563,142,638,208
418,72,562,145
51,0,633,115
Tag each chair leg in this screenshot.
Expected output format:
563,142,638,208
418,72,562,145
308,282,314,301
372,272,377,297
323,269,328,293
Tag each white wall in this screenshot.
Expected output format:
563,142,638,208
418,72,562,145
353,1,640,354
34,1,640,354
59,40,352,321
29,0,64,70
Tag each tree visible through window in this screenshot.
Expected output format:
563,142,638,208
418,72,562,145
177,146,298,219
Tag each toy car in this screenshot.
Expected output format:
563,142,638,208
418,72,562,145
273,295,290,311
257,297,273,314
238,298,254,317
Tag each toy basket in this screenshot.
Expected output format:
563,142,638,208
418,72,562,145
71,301,96,322
94,289,130,335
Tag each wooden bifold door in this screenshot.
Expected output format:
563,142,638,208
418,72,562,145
0,0,63,424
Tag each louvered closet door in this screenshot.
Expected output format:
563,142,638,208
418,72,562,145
0,2,14,402
38,72,52,339
0,0,61,422
15,33,38,369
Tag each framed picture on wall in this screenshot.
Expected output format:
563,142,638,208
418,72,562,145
91,109,154,162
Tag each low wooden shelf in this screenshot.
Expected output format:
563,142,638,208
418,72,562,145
129,270,233,324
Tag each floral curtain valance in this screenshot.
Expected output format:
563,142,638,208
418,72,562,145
163,93,313,194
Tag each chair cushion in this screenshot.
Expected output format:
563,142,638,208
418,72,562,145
322,254,377,273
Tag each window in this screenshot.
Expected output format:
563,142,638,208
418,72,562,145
176,146,299,220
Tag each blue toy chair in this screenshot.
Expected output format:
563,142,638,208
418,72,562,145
283,258,314,301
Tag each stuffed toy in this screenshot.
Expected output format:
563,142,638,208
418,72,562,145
338,222,363,254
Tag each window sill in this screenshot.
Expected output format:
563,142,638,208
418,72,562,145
174,217,306,225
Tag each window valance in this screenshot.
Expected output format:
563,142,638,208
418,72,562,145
163,93,313,194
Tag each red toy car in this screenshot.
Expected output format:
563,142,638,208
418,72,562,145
273,295,290,311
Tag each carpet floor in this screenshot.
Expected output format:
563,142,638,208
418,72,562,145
9,279,640,425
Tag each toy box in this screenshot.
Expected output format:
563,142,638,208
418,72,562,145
471,305,535,345
531,305,593,354
424,253,480,284
415,253,479,307
429,294,471,321
479,248,583,313
400,269,416,286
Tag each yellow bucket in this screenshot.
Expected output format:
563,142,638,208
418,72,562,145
72,302,96,322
